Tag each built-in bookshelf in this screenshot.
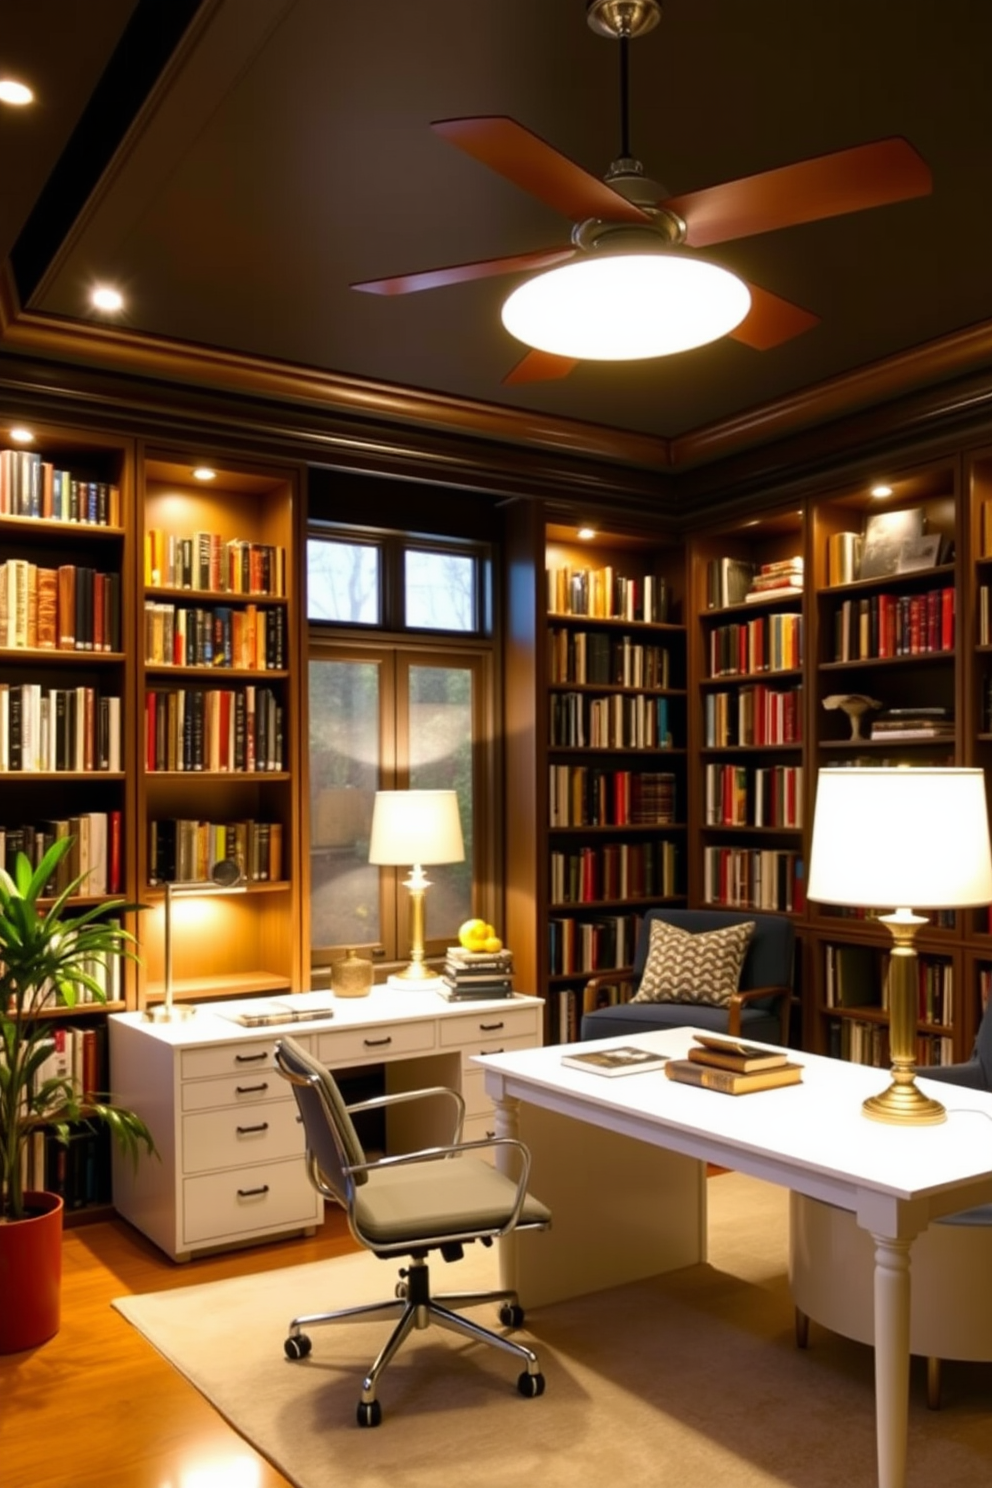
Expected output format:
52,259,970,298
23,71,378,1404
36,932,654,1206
135,448,302,1012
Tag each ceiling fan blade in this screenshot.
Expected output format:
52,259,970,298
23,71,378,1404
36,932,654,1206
502,349,579,386
351,246,576,296
432,116,650,225
730,282,820,350
664,138,932,248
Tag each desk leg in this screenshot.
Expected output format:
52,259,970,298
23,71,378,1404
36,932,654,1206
493,1093,523,1299
871,1232,912,1488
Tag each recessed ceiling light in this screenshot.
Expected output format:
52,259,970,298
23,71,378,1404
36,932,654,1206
577,527,596,540
870,483,893,498
192,467,217,482
0,79,34,106
9,426,34,444
91,286,124,313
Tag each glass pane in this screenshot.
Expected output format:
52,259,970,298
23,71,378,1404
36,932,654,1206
307,539,379,624
309,660,380,949
405,549,475,631
409,664,473,938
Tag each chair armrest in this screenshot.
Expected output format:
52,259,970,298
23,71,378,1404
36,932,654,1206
583,967,636,1013
347,1085,465,1144
347,1135,536,1234
726,984,793,1042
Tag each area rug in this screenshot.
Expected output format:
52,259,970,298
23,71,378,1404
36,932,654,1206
112,1174,992,1488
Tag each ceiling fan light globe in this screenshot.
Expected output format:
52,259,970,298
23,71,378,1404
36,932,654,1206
501,253,751,360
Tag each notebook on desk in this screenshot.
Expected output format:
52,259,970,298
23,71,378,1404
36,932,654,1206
219,994,336,1026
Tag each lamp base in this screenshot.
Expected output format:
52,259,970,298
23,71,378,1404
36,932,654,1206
862,1081,946,1126
143,1003,197,1023
386,964,440,990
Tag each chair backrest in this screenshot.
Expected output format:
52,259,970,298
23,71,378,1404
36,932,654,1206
974,999,992,1086
632,909,795,1009
274,1035,369,1204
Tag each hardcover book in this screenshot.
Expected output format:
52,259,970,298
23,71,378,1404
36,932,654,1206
664,1058,803,1094
687,1034,790,1073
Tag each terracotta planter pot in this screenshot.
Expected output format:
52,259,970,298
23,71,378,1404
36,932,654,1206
0,1190,64,1353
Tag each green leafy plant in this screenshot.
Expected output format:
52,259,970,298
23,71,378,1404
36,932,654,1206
0,838,155,1222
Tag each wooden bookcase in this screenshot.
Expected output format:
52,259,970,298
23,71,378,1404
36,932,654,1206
504,506,687,1045
134,446,303,1012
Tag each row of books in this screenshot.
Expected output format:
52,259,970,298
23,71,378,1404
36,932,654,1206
148,816,283,885
703,763,802,828
144,685,285,772
0,561,122,651
827,1017,955,1068
548,765,677,828
440,946,515,1000
549,690,675,749
703,683,803,747
546,565,670,623
869,708,954,742
822,942,952,1024
548,628,672,689
145,528,287,596
144,600,286,670
0,448,121,526
548,911,645,977
0,685,121,773
550,840,679,905
28,1124,113,1211
743,556,804,604
1,812,123,897
702,846,805,913
707,613,803,678
830,587,954,661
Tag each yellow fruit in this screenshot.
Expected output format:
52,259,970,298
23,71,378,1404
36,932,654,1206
458,918,487,950
482,935,503,953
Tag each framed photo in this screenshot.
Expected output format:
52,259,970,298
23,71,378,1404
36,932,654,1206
895,532,942,573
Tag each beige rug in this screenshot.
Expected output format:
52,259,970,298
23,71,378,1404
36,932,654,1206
112,1174,992,1488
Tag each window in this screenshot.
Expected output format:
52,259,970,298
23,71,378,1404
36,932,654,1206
307,529,496,972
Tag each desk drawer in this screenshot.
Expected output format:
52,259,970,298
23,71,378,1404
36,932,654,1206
183,1157,318,1245
316,1020,436,1066
182,1098,303,1173
180,1033,313,1082
181,1071,287,1112
439,1006,540,1049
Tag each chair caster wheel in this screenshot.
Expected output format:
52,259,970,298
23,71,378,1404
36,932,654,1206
284,1333,312,1360
518,1370,545,1398
357,1399,383,1427
499,1303,525,1328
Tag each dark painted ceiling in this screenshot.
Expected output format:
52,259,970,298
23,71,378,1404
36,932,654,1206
4,0,992,462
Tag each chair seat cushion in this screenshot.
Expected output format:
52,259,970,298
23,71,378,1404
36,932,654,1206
580,1000,783,1044
354,1156,551,1249
631,917,754,1007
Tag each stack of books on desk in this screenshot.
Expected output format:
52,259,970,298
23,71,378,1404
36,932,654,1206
440,947,515,1001
664,1034,803,1095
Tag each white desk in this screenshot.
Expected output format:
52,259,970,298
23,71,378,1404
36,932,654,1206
477,1026,992,1488
109,989,542,1260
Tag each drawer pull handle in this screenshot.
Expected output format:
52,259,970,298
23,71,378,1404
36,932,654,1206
237,1184,270,1198
234,1051,269,1064
235,1082,269,1095
481,1047,505,1056
363,1036,393,1048
479,1021,505,1032
236,1122,270,1135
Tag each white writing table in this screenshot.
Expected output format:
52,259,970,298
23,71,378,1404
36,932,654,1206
477,1026,992,1488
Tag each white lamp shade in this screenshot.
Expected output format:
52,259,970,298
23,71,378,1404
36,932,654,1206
807,768,992,909
368,790,465,867
500,251,751,360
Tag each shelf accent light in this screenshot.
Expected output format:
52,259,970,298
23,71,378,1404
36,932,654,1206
501,251,751,361
807,767,992,1125
144,859,246,1023
368,790,465,988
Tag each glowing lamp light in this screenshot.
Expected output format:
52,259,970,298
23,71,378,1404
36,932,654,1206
501,252,751,360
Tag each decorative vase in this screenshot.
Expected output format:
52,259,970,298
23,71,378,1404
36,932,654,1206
0,1190,64,1353
331,949,373,998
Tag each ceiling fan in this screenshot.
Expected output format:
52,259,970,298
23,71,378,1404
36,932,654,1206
351,0,932,386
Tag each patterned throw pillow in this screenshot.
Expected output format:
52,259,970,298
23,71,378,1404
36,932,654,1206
632,919,755,1007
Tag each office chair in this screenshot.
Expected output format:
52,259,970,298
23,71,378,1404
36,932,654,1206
274,1035,551,1426
581,908,795,1045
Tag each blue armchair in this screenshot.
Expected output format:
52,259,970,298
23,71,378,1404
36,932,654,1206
580,908,795,1046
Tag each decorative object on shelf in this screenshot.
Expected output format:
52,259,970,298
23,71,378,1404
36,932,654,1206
0,838,154,1351
330,948,374,998
368,790,465,988
822,693,883,740
807,767,992,1126
144,857,246,1023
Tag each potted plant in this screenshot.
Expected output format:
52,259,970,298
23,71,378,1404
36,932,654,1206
0,838,155,1353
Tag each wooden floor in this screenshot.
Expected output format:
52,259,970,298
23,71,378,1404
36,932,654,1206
0,1208,360,1488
